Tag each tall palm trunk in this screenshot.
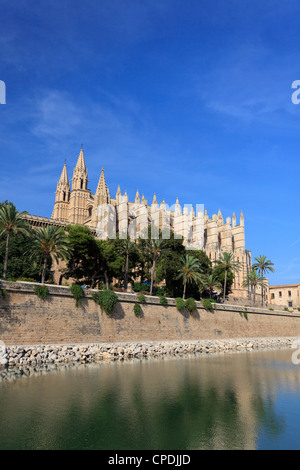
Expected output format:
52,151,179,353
3,231,10,280
150,258,156,296
260,269,264,306
41,256,48,284
223,269,227,303
104,270,109,290
183,279,187,300
124,253,129,291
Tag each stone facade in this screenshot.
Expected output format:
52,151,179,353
47,148,252,297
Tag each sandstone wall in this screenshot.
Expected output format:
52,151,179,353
1,281,300,346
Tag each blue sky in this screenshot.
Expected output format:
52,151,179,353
0,0,299,284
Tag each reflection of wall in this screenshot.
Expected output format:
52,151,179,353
0,349,297,449
1,281,300,346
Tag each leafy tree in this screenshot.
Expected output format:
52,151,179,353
60,225,98,285
61,226,125,289
0,230,46,281
29,225,71,283
155,232,186,297
0,202,31,280
214,252,241,303
177,254,203,299
252,255,275,305
97,239,125,289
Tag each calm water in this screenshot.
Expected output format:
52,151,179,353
1,348,300,450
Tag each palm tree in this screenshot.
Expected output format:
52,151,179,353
214,251,241,303
117,239,136,291
252,255,275,305
149,239,162,296
29,225,72,283
177,254,203,299
242,269,268,306
199,273,222,299
0,203,31,280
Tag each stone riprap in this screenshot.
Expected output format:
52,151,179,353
1,337,299,369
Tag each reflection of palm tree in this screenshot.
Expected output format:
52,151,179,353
0,204,31,280
214,252,241,303
252,255,275,305
242,269,268,306
177,254,202,299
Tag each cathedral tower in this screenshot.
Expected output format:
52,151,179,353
52,162,70,221
69,148,92,224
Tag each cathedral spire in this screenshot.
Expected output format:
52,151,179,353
232,212,236,227
135,189,140,204
58,162,69,186
240,210,244,226
97,168,107,193
52,162,70,220
95,167,110,203
72,148,88,190
75,147,86,172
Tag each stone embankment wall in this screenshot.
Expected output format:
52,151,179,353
1,281,300,347
2,337,298,369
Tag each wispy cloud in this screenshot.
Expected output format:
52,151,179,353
289,239,300,249
195,44,300,127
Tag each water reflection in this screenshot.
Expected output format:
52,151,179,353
0,349,299,450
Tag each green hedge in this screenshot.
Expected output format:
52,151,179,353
201,298,216,311
137,293,146,304
0,288,7,299
159,295,168,306
175,297,186,311
70,284,85,307
185,298,197,313
92,289,118,315
34,285,48,301
134,303,142,317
